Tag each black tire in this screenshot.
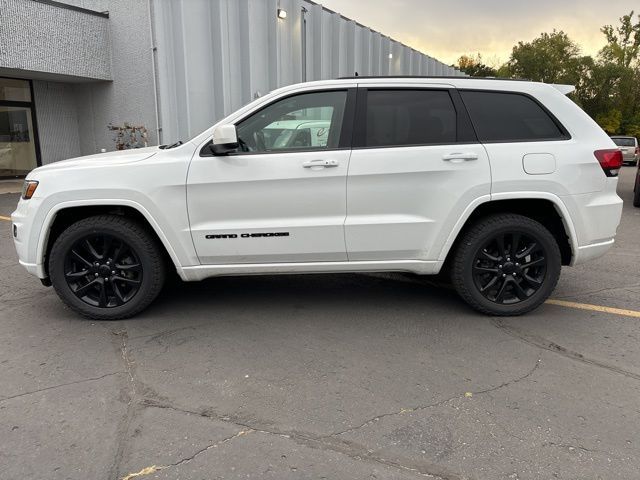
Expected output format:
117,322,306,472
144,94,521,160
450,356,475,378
49,215,166,320
451,214,561,316
633,171,640,207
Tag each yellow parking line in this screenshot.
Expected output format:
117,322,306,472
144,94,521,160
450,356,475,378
0,215,11,222
546,299,640,318
0,226,632,318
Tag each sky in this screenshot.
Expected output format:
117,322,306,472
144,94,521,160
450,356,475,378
319,0,638,67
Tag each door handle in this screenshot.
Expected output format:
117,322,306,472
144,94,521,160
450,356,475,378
442,152,479,162
302,159,339,168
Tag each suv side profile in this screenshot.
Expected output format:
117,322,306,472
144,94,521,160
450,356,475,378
12,77,623,320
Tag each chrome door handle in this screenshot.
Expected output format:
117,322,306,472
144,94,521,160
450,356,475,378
442,152,479,162
302,159,339,168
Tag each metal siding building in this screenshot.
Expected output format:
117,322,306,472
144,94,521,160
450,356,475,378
0,0,462,177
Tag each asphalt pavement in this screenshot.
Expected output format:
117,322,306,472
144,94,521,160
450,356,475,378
1,168,640,480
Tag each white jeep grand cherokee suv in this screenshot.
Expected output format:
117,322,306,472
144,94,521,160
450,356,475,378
12,77,623,320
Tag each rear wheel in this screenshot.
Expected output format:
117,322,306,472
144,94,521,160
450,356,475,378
49,215,166,320
451,214,561,316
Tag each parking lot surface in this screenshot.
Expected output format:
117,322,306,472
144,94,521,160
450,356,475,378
1,168,640,480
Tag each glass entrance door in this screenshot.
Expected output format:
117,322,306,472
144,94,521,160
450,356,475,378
0,78,40,178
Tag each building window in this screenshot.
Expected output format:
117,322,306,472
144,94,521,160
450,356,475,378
0,77,40,178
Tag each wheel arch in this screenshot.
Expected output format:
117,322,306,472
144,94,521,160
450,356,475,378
38,200,183,279
438,193,578,270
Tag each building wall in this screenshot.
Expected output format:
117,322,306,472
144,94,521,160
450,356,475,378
0,0,111,80
1,0,158,161
152,0,464,144
70,0,158,155
32,81,82,164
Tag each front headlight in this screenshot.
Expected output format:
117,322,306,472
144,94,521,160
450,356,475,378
21,180,39,200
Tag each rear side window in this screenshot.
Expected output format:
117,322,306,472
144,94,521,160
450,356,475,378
364,90,457,147
460,90,567,142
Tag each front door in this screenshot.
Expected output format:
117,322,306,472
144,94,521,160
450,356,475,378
187,89,355,265
345,87,491,261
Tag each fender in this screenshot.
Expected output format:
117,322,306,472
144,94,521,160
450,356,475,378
34,199,188,279
434,191,579,270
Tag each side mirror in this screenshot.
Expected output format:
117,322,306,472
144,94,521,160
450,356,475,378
209,124,239,155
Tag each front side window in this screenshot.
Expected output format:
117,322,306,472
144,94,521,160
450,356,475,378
363,89,457,148
460,90,567,142
236,91,347,153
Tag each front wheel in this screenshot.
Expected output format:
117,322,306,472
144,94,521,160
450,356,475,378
451,214,561,316
49,215,166,320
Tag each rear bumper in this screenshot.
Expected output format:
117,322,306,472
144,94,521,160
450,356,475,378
572,239,615,265
561,184,622,266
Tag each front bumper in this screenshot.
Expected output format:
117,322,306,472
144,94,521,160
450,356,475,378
12,196,47,279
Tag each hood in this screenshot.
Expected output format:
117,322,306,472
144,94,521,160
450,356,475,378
33,146,160,173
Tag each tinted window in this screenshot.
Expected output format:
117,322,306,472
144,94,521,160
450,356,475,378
612,137,635,147
364,90,456,147
236,91,347,153
460,91,566,142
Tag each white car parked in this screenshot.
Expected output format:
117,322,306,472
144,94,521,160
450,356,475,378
12,77,623,320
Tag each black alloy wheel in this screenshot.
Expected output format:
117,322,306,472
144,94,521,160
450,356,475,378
472,232,546,305
64,233,142,308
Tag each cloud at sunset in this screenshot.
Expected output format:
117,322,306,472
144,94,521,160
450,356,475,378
319,0,637,65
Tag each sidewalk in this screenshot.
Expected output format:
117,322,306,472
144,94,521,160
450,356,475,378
0,180,23,194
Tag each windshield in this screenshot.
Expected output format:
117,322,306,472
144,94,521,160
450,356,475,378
612,137,636,147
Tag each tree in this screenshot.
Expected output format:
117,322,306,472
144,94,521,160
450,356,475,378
503,30,589,85
595,109,622,134
600,11,640,68
471,14,640,136
455,53,497,77
588,12,640,134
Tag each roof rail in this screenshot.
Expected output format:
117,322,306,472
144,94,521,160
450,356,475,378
338,75,533,82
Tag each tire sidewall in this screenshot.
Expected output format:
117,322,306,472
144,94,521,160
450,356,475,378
49,219,161,319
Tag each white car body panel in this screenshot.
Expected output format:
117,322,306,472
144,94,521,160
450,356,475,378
187,148,351,264
12,77,623,283
346,143,490,261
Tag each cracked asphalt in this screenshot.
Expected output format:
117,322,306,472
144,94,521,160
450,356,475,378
1,168,640,480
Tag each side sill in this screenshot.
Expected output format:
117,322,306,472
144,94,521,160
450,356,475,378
180,260,441,282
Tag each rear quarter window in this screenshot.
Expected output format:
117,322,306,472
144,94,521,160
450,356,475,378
460,90,568,142
612,138,636,147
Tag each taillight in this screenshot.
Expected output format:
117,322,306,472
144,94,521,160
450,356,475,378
636,146,639,155
594,149,623,177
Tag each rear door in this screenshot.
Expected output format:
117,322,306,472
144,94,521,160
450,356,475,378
345,85,491,261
